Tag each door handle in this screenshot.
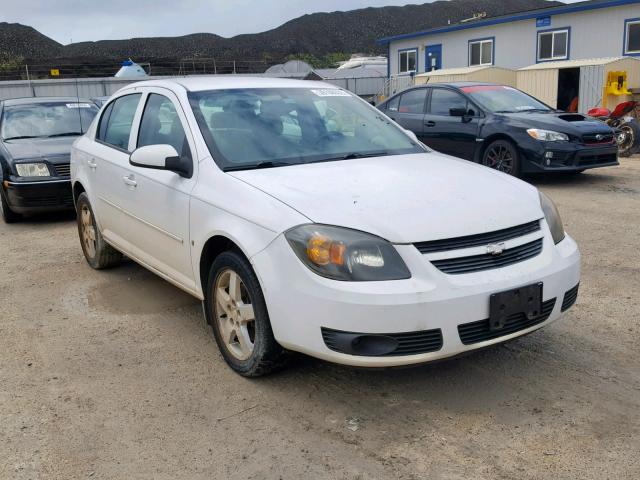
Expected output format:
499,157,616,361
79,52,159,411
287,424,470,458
87,159,97,170
425,121,436,127
123,175,137,188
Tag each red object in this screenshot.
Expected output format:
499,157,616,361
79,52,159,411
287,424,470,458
460,85,506,93
609,101,637,119
587,107,610,118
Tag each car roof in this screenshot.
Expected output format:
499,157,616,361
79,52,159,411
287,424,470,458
120,76,342,93
2,96,96,106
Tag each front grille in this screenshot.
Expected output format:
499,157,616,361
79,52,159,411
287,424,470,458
578,153,617,167
561,283,579,312
582,133,615,144
54,163,71,177
458,298,556,345
321,327,443,357
414,220,541,254
431,238,543,275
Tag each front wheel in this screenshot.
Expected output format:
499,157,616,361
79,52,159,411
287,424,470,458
616,121,640,157
204,251,285,377
1,190,21,223
482,140,521,177
76,193,122,269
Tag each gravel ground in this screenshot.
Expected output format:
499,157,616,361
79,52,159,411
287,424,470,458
1,159,639,480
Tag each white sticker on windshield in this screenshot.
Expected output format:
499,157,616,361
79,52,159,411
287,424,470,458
66,103,93,109
310,89,351,97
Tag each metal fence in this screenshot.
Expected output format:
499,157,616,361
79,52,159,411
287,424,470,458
0,75,387,101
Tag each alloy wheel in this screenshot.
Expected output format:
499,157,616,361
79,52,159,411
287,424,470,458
617,125,634,154
213,268,256,361
80,204,97,258
484,144,514,174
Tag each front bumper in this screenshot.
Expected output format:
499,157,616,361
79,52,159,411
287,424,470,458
3,178,74,214
520,140,618,173
252,225,580,367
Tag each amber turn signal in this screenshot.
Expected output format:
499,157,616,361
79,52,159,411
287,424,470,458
306,233,345,266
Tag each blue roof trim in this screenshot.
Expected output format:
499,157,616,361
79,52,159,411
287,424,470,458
376,0,640,45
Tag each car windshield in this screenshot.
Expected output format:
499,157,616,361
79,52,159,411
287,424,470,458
461,85,552,113
189,88,424,170
1,101,99,140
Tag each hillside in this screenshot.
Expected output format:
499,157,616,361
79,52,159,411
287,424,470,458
0,0,563,69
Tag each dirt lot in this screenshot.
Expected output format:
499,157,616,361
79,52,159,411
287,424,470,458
1,159,639,480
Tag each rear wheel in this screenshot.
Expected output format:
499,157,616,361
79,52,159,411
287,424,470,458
76,193,122,269
204,251,285,377
1,190,21,223
617,121,640,157
482,140,521,177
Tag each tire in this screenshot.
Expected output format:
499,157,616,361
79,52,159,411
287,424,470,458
482,139,521,177
76,192,122,269
1,190,21,223
616,121,640,158
204,250,285,377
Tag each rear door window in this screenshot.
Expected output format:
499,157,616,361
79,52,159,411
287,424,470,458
97,94,141,150
398,89,427,114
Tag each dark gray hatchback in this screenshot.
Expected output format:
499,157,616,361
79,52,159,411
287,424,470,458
0,97,99,222
378,82,619,177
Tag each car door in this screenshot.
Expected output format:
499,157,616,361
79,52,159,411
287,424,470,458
116,88,197,291
422,87,482,160
90,93,143,240
385,88,427,141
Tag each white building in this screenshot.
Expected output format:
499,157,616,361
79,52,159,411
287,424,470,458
378,0,640,77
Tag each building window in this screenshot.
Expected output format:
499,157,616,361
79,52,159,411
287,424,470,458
468,38,493,66
399,49,417,74
625,19,640,54
538,29,569,61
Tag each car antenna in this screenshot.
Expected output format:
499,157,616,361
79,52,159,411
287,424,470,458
75,76,83,133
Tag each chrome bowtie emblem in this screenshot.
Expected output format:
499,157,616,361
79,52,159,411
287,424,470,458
596,134,604,141
486,243,506,256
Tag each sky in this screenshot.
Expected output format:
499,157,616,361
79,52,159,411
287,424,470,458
2,0,583,45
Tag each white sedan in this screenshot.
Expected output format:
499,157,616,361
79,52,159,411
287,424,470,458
71,77,580,376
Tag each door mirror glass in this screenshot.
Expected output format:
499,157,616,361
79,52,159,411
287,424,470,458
130,144,187,175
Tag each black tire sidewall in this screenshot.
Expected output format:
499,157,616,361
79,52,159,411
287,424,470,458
204,251,281,376
76,192,120,269
483,140,521,177
618,121,640,157
1,189,20,223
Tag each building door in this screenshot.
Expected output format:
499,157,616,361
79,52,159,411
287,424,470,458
425,44,442,72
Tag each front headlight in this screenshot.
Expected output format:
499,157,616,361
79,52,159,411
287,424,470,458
285,224,411,281
15,163,51,177
539,192,565,244
527,129,569,142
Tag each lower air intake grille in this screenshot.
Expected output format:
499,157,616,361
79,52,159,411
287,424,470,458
458,298,556,345
321,327,443,357
431,238,543,275
561,283,579,311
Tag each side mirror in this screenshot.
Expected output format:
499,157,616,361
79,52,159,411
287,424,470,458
404,129,419,143
129,144,191,178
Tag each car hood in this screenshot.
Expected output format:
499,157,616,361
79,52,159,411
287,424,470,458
500,111,612,135
229,152,543,244
2,136,77,161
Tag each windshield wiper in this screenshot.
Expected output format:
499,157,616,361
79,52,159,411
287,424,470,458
223,161,293,172
48,132,83,138
307,151,392,163
2,135,42,141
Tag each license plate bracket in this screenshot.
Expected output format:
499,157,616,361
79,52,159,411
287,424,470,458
489,283,543,331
